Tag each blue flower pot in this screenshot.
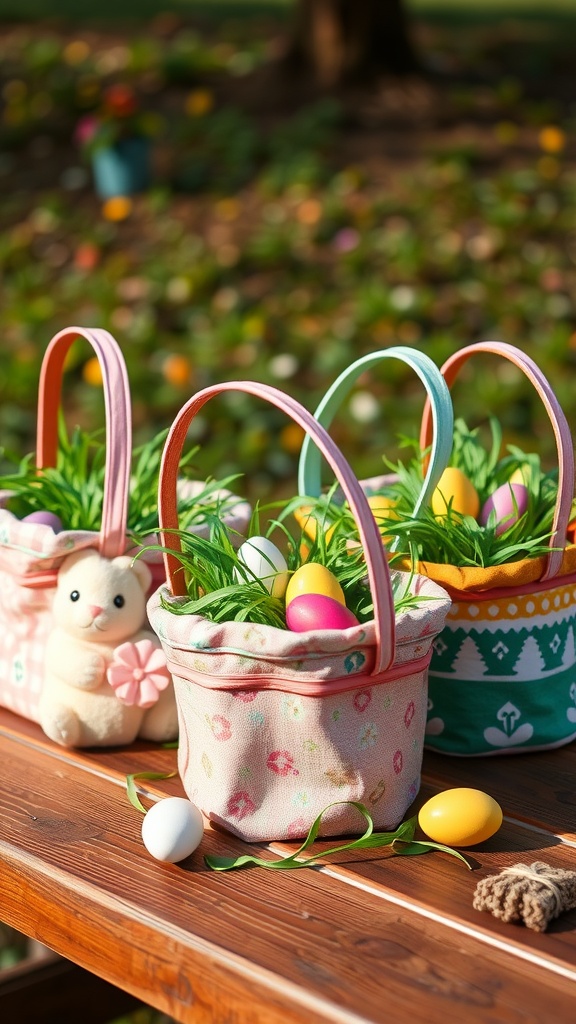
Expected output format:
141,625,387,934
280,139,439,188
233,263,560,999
91,137,151,199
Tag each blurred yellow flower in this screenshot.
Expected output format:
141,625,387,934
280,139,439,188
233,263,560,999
102,196,133,221
83,357,103,386
538,126,566,154
185,89,214,116
63,40,90,66
215,198,241,221
280,422,305,455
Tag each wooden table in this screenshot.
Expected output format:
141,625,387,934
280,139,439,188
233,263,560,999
1,704,575,1024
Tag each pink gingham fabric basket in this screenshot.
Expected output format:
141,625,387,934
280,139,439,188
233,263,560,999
147,381,451,842
0,327,250,724
0,327,135,722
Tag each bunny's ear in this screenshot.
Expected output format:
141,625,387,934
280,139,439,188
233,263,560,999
114,555,153,594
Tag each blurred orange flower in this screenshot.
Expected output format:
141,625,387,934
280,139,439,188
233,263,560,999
162,353,193,387
538,126,566,154
103,83,138,118
83,357,103,386
102,196,133,221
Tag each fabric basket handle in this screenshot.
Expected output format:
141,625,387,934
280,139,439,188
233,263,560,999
158,381,399,675
297,346,454,519
419,340,574,582
36,327,132,559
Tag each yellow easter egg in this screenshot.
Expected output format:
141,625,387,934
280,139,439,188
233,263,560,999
509,465,531,487
431,467,480,519
366,494,400,542
418,788,503,847
366,494,398,517
285,563,345,609
293,504,337,546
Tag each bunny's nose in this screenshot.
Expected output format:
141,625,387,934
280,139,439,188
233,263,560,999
89,605,103,618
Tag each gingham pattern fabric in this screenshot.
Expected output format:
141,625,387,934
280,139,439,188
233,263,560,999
0,488,252,723
0,510,107,720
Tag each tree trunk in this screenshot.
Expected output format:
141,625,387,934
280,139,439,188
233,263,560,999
284,0,420,88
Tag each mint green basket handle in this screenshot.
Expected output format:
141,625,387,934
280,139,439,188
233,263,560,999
297,346,454,519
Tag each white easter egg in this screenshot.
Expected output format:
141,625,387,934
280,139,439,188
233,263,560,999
234,536,288,598
141,797,204,863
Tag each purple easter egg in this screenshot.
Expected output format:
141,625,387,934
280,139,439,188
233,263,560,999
22,510,63,533
286,593,359,633
480,482,528,537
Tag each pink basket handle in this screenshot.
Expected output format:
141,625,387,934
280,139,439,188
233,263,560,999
419,341,574,582
158,381,398,674
36,327,132,559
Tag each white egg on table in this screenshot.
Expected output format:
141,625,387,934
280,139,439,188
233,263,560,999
234,535,288,598
141,797,204,863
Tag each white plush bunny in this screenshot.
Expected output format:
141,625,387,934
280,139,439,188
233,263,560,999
39,549,177,748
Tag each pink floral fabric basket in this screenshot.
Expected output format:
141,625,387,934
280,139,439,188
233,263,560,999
0,327,250,724
147,381,452,842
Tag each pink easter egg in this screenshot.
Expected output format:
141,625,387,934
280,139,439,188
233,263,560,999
286,593,359,633
479,482,528,537
22,510,63,532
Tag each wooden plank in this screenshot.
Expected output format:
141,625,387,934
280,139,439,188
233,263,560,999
0,706,180,795
1,733,576,1023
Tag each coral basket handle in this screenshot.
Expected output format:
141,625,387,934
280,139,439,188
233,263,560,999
158,381,397,674
419,341,574,581
36,327,132,559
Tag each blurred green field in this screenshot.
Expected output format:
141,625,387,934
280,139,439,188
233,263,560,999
1,1,576,503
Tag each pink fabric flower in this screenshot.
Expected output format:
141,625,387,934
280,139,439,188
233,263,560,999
353,689,372,713
209,714,232,741
267,750,299,777
227,791,256,821
107,639,170,708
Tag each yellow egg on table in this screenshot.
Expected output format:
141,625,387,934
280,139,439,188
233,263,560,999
285,563,345,609
431,467,480,520
418,788,503,847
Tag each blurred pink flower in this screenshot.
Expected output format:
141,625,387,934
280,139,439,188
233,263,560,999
332,227,360,253
74,114,99,146
107,639,170,708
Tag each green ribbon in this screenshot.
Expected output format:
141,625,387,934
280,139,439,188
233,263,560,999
125,779,473,873
126,770,178,814
204,801,473,872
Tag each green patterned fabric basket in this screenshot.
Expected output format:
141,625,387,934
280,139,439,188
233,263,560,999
418,342,576,756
